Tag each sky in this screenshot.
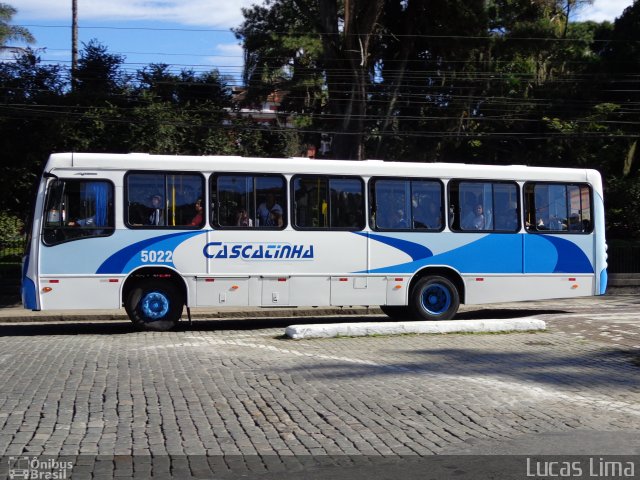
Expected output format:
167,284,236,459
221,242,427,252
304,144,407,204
9,0,637,86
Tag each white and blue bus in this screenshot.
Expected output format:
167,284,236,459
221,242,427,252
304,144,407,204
22,153,607,331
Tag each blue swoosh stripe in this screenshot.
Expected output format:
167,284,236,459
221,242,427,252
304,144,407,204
96,231,206,274
357,232,433,262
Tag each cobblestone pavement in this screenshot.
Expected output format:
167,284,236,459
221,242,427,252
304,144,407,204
0,294,639,478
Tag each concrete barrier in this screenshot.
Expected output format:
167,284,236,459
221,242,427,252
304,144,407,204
285,318,547,340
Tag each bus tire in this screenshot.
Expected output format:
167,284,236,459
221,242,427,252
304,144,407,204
125,279,183,331
410,275,460,321
379,306,412,320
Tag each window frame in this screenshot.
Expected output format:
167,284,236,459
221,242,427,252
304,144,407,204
369,176,445,232
210,172,287,230
448,179,521,233
124,170,206,230
524,181,594,235
291,174,365,231
42,177,116,246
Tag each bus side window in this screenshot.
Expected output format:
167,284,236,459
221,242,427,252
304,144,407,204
524,182,592,234
212,174,286,229
450,180,518,232
293,175,363,230
126,172,204,228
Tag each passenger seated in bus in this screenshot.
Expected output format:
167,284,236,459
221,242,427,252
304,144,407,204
236,208,253,227
549,214,564,230
391,209,408,229
147,194,164,226
418,200,441,229
266,206,283,227
495,203,517,231
188,199,203,226
68,215,95,227
462,203,486,230
568,213,582,231
257,194,282,226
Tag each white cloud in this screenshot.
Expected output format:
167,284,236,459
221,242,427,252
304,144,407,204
214,43,243,56
576,0,634,22
15,0,263,28
17,0,635,27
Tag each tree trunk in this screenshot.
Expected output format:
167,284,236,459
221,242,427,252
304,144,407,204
318,0,384,160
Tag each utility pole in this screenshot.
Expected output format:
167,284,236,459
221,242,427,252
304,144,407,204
71,0,78,89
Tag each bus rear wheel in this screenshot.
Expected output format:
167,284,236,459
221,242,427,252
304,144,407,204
410,275,460,321
125,279,183,331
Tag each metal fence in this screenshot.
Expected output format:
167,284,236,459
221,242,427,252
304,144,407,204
608,244,640,273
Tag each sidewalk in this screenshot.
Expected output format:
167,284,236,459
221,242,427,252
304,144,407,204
0,303,382,323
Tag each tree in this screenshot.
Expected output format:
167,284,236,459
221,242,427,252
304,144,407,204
317,0,385,159
236,0,386,159
71,39,129,102
0,3,34,47
234,0,325,156
0,50,64,215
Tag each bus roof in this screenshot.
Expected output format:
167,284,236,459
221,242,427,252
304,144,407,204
44,152,599,184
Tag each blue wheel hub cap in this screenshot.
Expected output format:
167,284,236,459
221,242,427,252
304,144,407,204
421,283,451,315
140,291,170,320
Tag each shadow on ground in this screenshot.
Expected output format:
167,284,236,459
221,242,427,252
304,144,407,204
0,307,566,337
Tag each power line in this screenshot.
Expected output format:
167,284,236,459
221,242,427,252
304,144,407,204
17,23,639,43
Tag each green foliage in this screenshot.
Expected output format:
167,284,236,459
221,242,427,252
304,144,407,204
606,176,640,238
0,211,23,253
1,0,640,241
0,3,34,45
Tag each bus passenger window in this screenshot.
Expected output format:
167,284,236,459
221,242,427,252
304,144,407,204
292,175,364,230
371,178,443,231
212,174,286,229
126,172,204,228
524,183,592,234
449,180,519,233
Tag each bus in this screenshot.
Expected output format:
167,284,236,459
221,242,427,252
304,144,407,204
22,152,607,331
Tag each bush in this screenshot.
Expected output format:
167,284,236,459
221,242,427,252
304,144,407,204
0,213,24,263
0,212,23,246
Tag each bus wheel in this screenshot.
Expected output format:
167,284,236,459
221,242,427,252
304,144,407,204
125,279,183,331
379,306,412,320
410,276,459,321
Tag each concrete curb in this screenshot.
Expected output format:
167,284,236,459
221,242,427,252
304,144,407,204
285,318,547,339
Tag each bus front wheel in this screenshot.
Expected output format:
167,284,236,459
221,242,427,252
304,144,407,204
125,279,183,331
410,276,460,321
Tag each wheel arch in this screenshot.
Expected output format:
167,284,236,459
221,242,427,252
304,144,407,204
409,266,466,304
122,266,189,308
